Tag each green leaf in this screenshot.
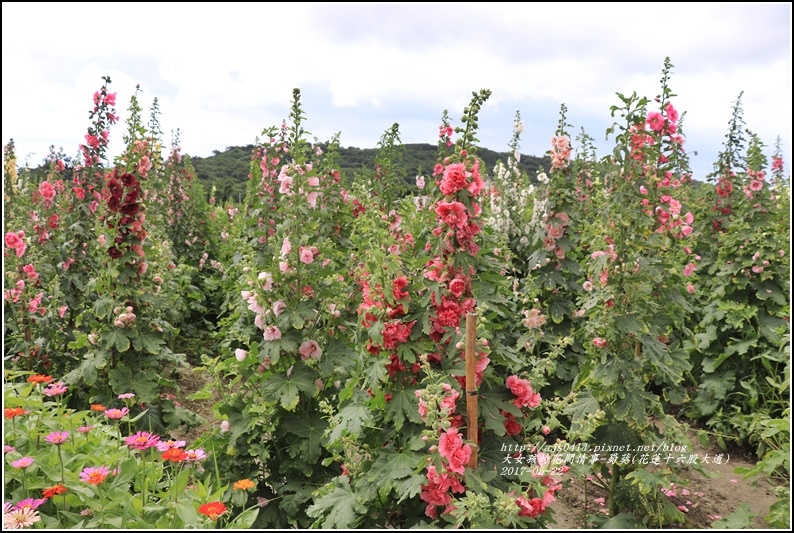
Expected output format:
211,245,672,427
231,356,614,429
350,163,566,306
328,403,374,443
711,503,757,529
615,314,646,336
92,297,115,319
262,363,318,411
132,332,165,354
599,513,639,528
306,482,365,528
105,329,131,353
384,387,422,431
229,507,260,529
282,413,328,464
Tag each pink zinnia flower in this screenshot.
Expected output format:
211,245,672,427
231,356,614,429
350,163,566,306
104,407,129,420
3,507,41,529
156,439,187,452
184,448,207,461
44,431,69,445
125,431,161,451
42,382,68,397
11,457,34,469
80,466,110,485
14,498,47,511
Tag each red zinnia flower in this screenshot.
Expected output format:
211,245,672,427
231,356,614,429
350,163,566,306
162,448,188,463
198,501,227,521
42,484,68,498
27,374,53,385
4,407,27,419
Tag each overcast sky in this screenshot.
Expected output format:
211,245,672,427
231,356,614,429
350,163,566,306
2,2,791,182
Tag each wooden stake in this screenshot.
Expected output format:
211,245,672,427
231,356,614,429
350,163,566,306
465,312,479,469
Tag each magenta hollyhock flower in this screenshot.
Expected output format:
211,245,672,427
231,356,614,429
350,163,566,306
104,407,129,420
11,457,34,469
44,431,69,445
125,431,161,451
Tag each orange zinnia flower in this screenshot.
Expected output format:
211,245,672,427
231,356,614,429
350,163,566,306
42,484,68,498
162,448,188,462
27,374,53,384
4,407,27,419
90,404,106,411
198,501,227,521
233,478,256,491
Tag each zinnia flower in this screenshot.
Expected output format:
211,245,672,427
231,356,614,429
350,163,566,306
26,374,53,385
185,449,207,461
104,407,129,420
42,382,68,397
14,499,46,511
42,484,68,498
3,507,41,529
4,407,27,419
79,466,110,485
44,431,69,445
125,431,161,451
233,479,256,491
11,457,34,469
162,448,188,462
198,501,227,521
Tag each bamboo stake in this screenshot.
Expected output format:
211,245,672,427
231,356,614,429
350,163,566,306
465,312,479,469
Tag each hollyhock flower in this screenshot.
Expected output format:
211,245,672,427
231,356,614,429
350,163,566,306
125,431,161,451
681,225,693,237
220,420,230,433
235,348,248,362
504,411,522,436
687,284,695,294
39,181,56,203
198,501,227,521
506,375,541,409
438,427,472,474
44,431,69,445
542,425,551,435
682,263,696,277
749,179,763,191
80,466,110,485
449,277,466,298
646,111,665,133
263,326,282,341
416,175,425,189
280,237,291,258
435,201,468,228
118,393,135,400
299,339,322,360
439,163,469,196
593,337,608,348
299,246,314,264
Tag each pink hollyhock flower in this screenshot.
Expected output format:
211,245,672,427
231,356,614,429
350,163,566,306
665,102,679,124
299,246,314,264
593,337,608,348
438,427,471,474
299,339,322,360
272,300,286,317
439,163,469,196
687,284,695,294
542,425,551,435
280,237,291,258
39,181,56,203
306,191,318,208
435,201,468,228
235,348,248,362
59,305,68,318
449,277,466,298
263,326,282,341
505,375,541,409
749,180,763,191
516,495,545,518
220,420,230,433
646,111,665,133
682,262,697,277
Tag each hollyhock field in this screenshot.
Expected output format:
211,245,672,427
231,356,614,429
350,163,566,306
3,59,790,529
